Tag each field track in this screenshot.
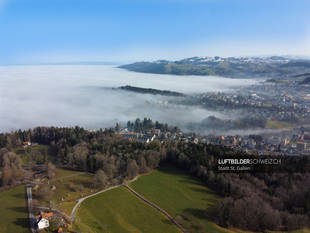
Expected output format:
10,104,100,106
123,184,189,233
70,175,140,221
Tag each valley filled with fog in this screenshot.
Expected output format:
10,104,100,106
0,65,258,132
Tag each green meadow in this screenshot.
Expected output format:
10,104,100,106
130,165,234,233
73,186,182,233
33,168,98,215
0,186,29,233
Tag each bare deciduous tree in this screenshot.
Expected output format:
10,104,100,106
126,160,138,179
94,169,108,188
47,162,56,179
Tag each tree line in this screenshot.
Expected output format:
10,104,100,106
125,118,179,133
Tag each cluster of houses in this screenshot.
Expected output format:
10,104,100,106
36,211,63,232
188,79,310,129
195,129,310,156
291,133,310,154
119,128,160,143
117,125,310,156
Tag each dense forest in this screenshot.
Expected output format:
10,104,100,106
118,85,185,97
0,125,309,231
124,118,180,133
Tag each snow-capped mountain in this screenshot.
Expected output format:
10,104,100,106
120,56,310,78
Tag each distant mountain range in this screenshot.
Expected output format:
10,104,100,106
119,56,310,78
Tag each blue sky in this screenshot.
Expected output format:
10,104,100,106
0,0,309,64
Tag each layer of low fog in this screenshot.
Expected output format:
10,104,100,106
0,65,257,132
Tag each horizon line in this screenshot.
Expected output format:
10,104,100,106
1,54,310,66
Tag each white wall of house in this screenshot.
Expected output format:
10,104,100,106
38,218,49,230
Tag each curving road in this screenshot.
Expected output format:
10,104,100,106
70,184,121,221
70,175,140,221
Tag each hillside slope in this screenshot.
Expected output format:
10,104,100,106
119,56,310,78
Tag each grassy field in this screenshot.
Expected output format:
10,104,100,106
54,167,84,179
73,186,182,233
0,186,29,233
130,165,234,233
44,167,310,233
278,230,310,233
34,168,98,215
130,166,310,233
51,171,97,214
266,120,294,129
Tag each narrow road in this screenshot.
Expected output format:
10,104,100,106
26,185,37,233
70,175,139,221
70,184,121,221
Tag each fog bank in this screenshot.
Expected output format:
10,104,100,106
0,65,257,132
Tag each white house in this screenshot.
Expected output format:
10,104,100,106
37,218,49,230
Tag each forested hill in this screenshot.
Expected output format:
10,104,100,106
118,85,185,97
119,56,310,78
300,76,310,85
0,124,310,232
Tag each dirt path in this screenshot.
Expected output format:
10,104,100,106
70,175,140,221
123,184,189,233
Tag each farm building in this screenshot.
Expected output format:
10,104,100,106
23,141,31,147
